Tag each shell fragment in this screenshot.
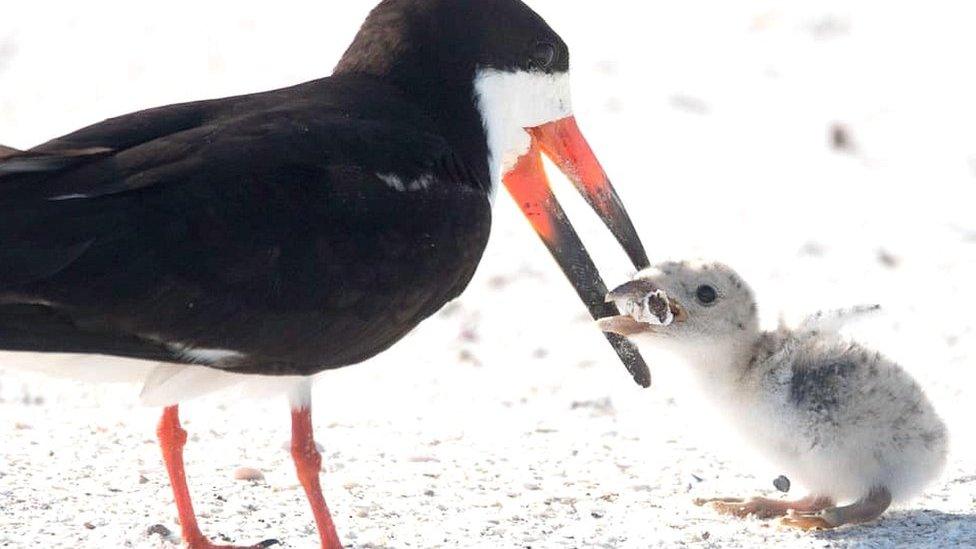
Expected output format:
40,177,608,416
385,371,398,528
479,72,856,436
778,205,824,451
619,289,674,326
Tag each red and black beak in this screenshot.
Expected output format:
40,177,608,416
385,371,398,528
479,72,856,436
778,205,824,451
503,116,652,387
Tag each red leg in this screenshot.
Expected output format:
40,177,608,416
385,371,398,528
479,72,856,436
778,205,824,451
291,405,343,549
157,405,272,549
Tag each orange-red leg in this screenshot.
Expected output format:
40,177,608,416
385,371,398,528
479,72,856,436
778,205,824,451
157,405,274,549
781,487,891,530
695,495,834,519
290,405,343,549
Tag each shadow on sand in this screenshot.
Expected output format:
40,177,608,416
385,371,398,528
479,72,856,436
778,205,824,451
815,509,976,547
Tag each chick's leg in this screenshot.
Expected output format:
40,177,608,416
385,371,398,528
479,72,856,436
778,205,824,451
781,487,891,530
695,495,834,520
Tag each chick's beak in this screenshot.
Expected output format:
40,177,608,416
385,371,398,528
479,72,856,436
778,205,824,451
597,280,688,337
503,115,651,387
597,316,655,337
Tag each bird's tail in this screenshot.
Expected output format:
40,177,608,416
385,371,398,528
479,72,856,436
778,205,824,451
0,144,112,176
0,144,31,175
0,144,22,160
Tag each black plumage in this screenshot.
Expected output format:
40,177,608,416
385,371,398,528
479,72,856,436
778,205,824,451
0,74,491,375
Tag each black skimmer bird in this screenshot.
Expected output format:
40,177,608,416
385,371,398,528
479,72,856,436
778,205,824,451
0,1,650,547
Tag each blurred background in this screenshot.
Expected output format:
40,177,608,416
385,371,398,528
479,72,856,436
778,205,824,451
1,1,974,547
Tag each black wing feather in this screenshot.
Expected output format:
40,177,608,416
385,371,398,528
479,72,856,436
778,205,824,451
0,75,492,374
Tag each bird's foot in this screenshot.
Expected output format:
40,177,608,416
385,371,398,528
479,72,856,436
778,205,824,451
694,497,788,519
780,512,836,531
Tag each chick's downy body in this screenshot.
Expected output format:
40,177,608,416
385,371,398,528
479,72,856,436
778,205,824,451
601,261,948,529
739,329,947,506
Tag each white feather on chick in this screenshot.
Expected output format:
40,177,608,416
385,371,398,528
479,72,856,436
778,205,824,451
600,261,948,530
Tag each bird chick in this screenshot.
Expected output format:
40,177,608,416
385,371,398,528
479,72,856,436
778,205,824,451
600,261,948,530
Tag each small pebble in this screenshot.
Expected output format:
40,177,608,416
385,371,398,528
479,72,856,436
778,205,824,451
774,475,791,493
233,467,265,481
878,248,900,269
829,123,854,152
147,524,172,538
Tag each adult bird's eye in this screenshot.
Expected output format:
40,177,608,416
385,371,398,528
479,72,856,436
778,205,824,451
696,285,718,305
529,41,557,70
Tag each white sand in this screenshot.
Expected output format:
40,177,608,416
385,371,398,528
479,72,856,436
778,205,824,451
1,1,975,547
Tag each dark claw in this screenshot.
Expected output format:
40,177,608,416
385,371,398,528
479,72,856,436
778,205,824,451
256,540,281,548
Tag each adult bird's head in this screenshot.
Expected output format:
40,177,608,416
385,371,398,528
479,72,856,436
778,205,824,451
336,0,652,386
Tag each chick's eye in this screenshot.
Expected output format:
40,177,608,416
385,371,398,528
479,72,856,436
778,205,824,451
529,41,557,70
696,285,718,305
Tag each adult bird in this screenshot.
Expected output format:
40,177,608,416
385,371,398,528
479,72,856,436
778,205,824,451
0,0,650,547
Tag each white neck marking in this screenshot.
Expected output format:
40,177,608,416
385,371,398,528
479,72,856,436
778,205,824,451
472,68,573,196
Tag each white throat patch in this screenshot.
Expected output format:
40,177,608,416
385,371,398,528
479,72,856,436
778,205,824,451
473,68,573,193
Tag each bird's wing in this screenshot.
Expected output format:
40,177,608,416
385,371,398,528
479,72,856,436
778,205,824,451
0,146,115,175
0,77,479,285
0,97,215,178
0,144,23,159
0,80,491,369
782,337,864,414
0,96,232,286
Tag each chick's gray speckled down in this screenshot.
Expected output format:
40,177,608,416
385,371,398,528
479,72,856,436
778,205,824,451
600,261,948,530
